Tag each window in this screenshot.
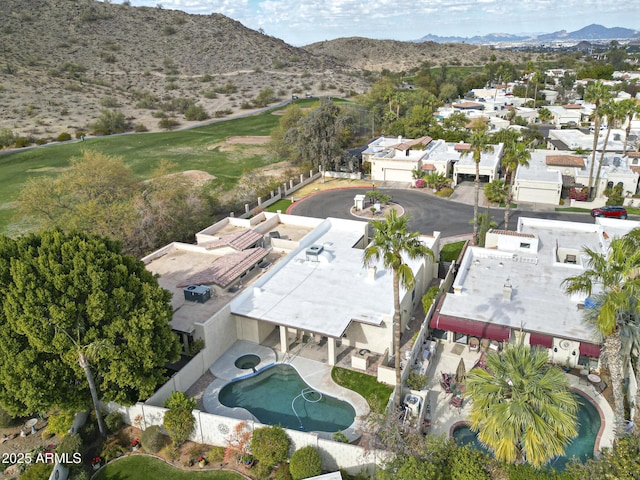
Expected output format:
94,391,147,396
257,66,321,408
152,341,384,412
520,242,531,249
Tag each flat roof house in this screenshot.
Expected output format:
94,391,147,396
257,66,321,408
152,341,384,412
431,217,640,370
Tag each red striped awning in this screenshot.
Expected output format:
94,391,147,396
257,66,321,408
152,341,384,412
529,333,554,348
580,342,601,358
430,313,510,342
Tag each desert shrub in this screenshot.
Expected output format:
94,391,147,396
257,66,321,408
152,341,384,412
14,137,31,148
251,426,291,471
104,411,123,433
289,446,322,480
207,446,225,463
0,407,16,427
166,82,179,90
159,118,179,130
18,462,54,479
240,101,253,109
216,82,237,94
253,87,276,107
133,123,148,132
46,410,75,438
163,391,197,446
56,132,72,142
203,89,217,99
56,433,83,464
35,138,48,145
214,109,231,117
163,25,177,36
100,96,119,108
91,109,127,135
140,425,165,453
201,73,213,82
134,91,159,109
75,131,86,139
184,105,209,121
0,128,14,147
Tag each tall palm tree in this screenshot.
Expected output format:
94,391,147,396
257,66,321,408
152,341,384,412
562,228,640,437
619,98,640,156
584,81,612,196
501,140,531,230
363,210,434,409
460,124,494,245
465,342,578,468
593,101,626,196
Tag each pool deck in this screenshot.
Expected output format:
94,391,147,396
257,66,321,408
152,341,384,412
202,340,370,442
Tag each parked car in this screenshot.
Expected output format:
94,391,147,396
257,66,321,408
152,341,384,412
590,206,628,219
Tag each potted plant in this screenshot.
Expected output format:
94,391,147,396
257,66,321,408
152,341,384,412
130,438,140,451
198,456,207,468
91,457,102,471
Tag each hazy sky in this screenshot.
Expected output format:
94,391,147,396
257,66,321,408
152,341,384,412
124,0,639,46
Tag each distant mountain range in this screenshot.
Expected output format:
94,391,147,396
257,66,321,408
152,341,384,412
416,24,640,45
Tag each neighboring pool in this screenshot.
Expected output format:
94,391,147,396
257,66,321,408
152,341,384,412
218,364,356,432
452,392,601,470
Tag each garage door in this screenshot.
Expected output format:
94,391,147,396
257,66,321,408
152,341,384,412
516,187,557,204
384,169,410,182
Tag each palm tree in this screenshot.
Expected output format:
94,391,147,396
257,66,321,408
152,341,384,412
363,210,434,409
584,81,612,196
593,101,626,196
562,228,640,437
619,98,640,156
501,140,531,230
460,124,494,245
465,342,578,468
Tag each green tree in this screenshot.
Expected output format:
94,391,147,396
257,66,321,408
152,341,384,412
270,104,304,160
91,108,127,135
465,342,578,467
618,98,640,156
537,107,552,123
254,87,277,108
562,228,640,437
584,81,612,195
501,140,531,230
460,124,494,245
483,179,508,205
594,100,627,195
289,446,322,480
163,391,197,446
0,230,181,417
363,210,434,408
250,426,291,472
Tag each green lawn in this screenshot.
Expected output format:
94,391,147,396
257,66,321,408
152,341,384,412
94,455,243,480
440,241,466,262
0,108,285,233
264,199,293,213
331,366,393,414
555,207,591,213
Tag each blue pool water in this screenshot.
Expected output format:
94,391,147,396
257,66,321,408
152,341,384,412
452,392,601,470
218,364,356,432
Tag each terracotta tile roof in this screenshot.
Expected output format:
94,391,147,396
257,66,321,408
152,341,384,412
200,230,263,251
628,151,640,158
490,229,536,238
177,247,269,288
454,143,471,151
562,104,583,109
394,136,432,151
422,163,436,171
545,155,585,167
630,166,640,174
453,101,485,109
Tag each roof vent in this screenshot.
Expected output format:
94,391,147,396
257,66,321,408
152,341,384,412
502,279,513,303
305,244,324,262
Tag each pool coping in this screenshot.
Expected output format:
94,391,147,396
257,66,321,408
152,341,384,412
203,340,369,442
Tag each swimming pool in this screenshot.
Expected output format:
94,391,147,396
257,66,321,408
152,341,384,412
218,364,356,432
452,391,601,470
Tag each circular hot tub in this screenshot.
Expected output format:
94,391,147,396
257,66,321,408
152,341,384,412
235,354,261,370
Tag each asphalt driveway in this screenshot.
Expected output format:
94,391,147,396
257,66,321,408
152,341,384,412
289,188,593,238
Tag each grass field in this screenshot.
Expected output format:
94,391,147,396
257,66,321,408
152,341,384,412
94,455,243,480
0,107,289,234
331,366,393,414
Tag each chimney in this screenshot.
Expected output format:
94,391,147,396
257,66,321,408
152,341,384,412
502,280,513,302
367,266,377,281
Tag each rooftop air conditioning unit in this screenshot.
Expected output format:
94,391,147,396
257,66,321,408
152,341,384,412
183,285,211,303
305,244,324,262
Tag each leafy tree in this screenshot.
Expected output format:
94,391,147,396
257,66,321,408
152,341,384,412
91,108,127,135
184,104,209,121
289,446,322,480
0,128,15,147
465,342,578,467
450,445,491,480
460,124,494,245
254,87,277,108
619,98,640,155
363,211,434,408
501,140,531,230
476,208,497,247
0,230,181,418
438,82,459,102
563,228,640,436
483,179,508,204
250,426,291,471
594,100,627,195
271,104,304,160
584,81,612,195
538,107,552,123
163,391,197,446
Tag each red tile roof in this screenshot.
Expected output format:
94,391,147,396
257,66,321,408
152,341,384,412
628,151,640,158
422,163,436,171
453,101,485,109
546,155,585,167
562,104,583,109
454,143,471,151
630,166,640,174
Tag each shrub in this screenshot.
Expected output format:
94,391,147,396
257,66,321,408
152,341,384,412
35,138,48,145
18,462,54,479
159,118,179,130
273,462,292,480
450,445,491,480
140,425,165,453
289,446,322,480
75,131,86,139
100,96,120,108
56,433,83,464
435,186,454,197
0,128,15,147
79,420,99,443
333,431,349,443
406,371,429,390
91,109,127,135
56,132,72,142
68,469,90,480
184,105,209,121
0,407,16,427
207,446,225,463
104,411,123,433
163,391,197,446
421,285,440,313
14,137,31,148
415,178,426,188
133,123,148,132
250,426,291,470
45,410,75,438
100,436,126,461
161,443,180,462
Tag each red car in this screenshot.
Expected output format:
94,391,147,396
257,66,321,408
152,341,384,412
590,206,628,219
